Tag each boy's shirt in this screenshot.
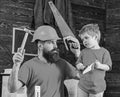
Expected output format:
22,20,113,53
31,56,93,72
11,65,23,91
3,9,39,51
76,47,112,94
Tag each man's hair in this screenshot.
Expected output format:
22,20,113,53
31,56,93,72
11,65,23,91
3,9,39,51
78,24,101,43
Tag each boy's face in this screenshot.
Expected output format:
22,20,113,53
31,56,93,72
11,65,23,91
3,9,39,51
80,32,98,49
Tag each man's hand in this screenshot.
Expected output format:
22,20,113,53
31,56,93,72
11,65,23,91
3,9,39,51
13,48,25,67
64,36,80,57
76,63,85,70
8,47,25,93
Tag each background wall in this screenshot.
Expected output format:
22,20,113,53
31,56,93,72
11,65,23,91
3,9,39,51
0,0,34,95
0,0,120,97
105,0,120,96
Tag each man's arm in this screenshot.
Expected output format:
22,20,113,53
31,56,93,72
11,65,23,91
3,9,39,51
8,65,23,93
65,61,80,80
8,49,24,93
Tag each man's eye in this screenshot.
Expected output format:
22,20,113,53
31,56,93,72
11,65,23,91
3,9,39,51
49,41,53,44
46,41,51,44
48,41,55,44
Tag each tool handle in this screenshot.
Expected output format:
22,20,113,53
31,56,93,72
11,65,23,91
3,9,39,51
17,28,29,54
21,32,28,52
63,38,78,51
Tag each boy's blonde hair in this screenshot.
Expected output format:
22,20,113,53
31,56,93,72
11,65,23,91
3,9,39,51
78,24,101,43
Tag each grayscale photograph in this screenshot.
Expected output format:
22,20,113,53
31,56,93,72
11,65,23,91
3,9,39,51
0,0,119,97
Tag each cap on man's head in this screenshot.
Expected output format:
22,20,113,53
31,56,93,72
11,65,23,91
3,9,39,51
32,25,60,42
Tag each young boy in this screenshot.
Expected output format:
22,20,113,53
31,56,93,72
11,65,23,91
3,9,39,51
75,24,112,97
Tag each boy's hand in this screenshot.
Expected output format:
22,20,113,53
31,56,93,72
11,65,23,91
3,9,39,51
94,60,102,69
13,48,25,67
76,63,85,70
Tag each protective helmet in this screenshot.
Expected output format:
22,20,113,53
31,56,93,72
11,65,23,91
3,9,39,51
32,25,60,42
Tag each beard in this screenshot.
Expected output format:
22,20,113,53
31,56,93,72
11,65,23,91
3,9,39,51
43,48,60,63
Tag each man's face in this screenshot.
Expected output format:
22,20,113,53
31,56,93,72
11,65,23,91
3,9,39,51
38,40,59,63
43,40,57,52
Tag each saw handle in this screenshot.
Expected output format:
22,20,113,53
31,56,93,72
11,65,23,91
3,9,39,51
63,38,78,51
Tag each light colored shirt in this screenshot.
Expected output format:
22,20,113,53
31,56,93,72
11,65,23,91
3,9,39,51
18,57,78,97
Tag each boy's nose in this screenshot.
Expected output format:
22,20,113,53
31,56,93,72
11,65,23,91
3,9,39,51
83,40,86,43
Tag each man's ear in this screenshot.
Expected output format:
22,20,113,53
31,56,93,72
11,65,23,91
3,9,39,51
38,42,43,49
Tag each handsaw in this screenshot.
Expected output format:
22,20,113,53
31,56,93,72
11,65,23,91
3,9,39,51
48,1,77,50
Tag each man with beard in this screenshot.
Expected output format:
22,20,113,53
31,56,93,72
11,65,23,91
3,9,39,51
8,25,80,97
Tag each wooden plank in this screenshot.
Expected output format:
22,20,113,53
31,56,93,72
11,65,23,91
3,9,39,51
0,35,12,67
106,9,120,25
110,61,120,73
106,73,120,84
0,0,34,9
111,54,120,61
72,4,106,22
107,8,120,15
106,18,120,27
104,33,120,51
0,5,33,23
0,13,32,23
71,0,105,9
0,19,31,27
0,23,12,35
73,17,105,30
0,5,33,15
105,73,120,97
0,1,33,25
104,92,120,97
106,25,120,30
106,0,120,9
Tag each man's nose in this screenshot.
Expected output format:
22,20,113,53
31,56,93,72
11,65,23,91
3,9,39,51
54,44,57,48
53,42,57,48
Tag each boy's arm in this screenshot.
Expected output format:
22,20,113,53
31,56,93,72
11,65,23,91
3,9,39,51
94,49,112,71
94,60,110,71
75,49,112,72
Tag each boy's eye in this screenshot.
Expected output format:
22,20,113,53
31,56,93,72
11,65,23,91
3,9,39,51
85,37,89,39
81,36,89,41
81,38,84,41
